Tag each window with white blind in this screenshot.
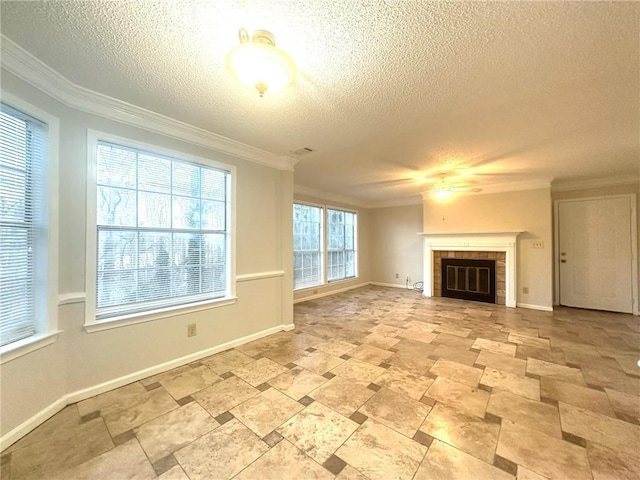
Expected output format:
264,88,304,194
327,208,357,281
293,203,323,289
0,102,53,348
88,136,233,324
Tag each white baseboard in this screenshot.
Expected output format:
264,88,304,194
516,303,554,312
370,282,410,289
293,282,370,304
0,323,290,451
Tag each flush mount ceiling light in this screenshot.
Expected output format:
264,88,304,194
226,28,296,97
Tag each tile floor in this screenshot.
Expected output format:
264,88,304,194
3,286,640,479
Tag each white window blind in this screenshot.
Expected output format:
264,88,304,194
327,208,356,282
96,142,230,320
0,104,48,346
293,203,323,289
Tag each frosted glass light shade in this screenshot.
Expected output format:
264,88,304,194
226,32,296,96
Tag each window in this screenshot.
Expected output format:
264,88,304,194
89,138,232,323
327,208,357,281
293,204,323,289
293,203,357,290
0,103,51,347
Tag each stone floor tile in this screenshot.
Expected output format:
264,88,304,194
315,339,358,357
102,388,178,437
475,351,526,376
232,357,289,386
369,324,403,337
134,402,218,463
160,365,222,400
335,465,370,480
373,366,434,401
387,351,436,375
420,402,500,464
580,363,640,395
330,358,386,383
432,344,478,366
237,439,334,479
426,376,490,418
397,326,438,344
526,358,586,385
433,333,475,348
605,388,640,420
278,401,359,463
414,439,513,480
429,359,483,387
349,344,394,365
230,387,304,438
293,350,345,375
435,324,472,338
516,345,567,365
261,344,309,365
358,387,431,437
156,464,190,480
558,402,640,458
10,418,114,480
586,441,640,480
77,382,147,417
540,378,615,417
140,366,193,387
6,405,82,454
192,376,259,417
611,353,640,376
49,439,155,480
173,419,268,479
361,332,401,350
481,367,540,400
516,466,548,480
309,375,375,417
497,419,592,480
487,390,561,438
268,366,328,400
472,338,517,356
201,349,254,374
336,420,427,480
508,333,550,349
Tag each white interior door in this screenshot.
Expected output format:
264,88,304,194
558,197,633,313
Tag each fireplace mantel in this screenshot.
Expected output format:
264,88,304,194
418,231,524,308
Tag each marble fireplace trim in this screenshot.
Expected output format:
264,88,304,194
418,231,523,308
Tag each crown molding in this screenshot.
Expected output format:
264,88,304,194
0,35,297,172
551,174,640,192
421,178,552,200
293,184,369,208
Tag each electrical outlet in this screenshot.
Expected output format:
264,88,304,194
523,286,529,294
395,273,399,279
531,241,544,249
187,324,197,337
406,275,410,283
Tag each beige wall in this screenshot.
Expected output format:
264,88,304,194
423,188,553,309
293,194,371,302
369,204,423,286
1,70,294,441
552,182,640,308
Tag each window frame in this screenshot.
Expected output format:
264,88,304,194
292,202,358,292
326,205,358,283
293,201,324,291
0,92,60,363
85,130,236,332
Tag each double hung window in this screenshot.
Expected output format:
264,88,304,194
293,204,323,289
327,208,356,281
89,137,232,323
0,102,52,347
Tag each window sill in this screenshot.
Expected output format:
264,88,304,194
294,277,359,292
0,330,63,365
84,296,238,333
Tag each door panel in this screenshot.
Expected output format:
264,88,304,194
558,197,633,313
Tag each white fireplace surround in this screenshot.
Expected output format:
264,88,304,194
419,231,523,308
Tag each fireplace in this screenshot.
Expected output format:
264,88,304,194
441,258,496,304
419,231,523,308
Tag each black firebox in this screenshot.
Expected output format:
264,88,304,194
441,258,496,304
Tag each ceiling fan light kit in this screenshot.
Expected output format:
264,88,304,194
226,28,296,97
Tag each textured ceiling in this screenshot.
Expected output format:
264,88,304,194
1,1,638,203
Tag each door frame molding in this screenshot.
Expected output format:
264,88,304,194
553,194,638,315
